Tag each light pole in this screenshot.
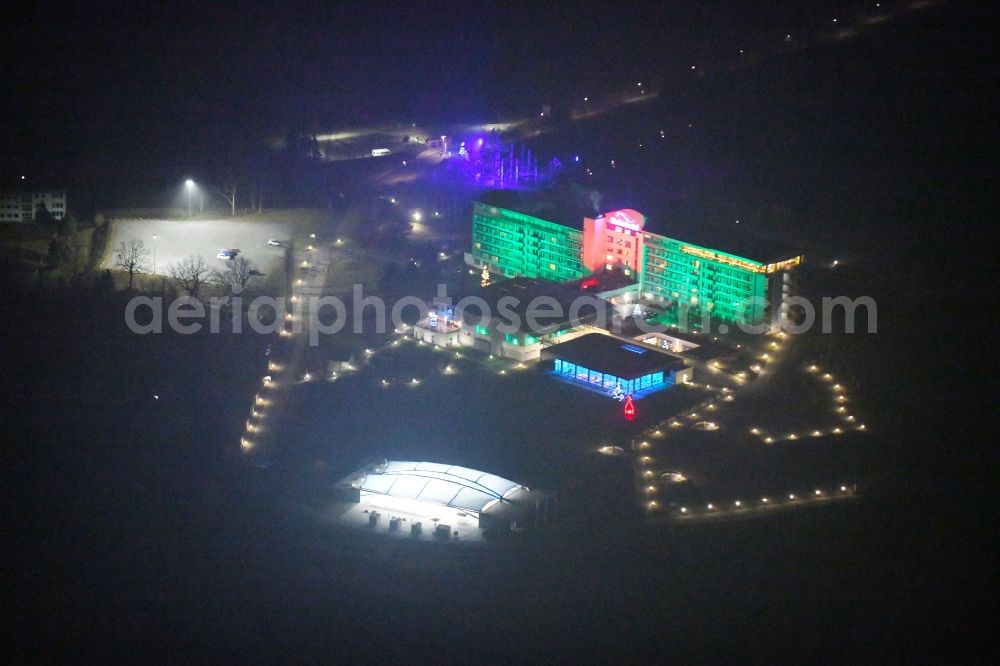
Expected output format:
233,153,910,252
152,234,158,274
185,179,194,218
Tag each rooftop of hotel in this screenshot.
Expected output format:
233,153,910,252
475,190,804,264
644,216,803,265
543,333,688,379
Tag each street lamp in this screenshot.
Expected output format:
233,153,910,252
152,233,158,274
185,179,194,218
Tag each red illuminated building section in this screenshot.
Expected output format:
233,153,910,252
582,208,646,277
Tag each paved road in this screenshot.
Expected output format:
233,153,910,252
105,217,293,275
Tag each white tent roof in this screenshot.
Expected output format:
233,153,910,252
358,461,522,514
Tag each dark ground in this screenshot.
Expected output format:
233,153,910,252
2,3,995,661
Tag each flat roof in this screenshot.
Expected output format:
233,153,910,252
646,218,803,264
476,195,803,264
465,277,612,333
476,192,588,230
543,333,687,379
564,269,636,294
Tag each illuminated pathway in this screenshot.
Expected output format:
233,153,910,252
632,329,868,521
240,237,332,456
647,484,859,524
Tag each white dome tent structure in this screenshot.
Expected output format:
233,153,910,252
333,461,551,541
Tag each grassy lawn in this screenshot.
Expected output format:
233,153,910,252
637,325,871,509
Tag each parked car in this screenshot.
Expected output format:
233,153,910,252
267,239,281,247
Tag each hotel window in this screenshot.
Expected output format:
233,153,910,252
504,333,519,345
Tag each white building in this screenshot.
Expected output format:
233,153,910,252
333,460,551,540
411,277,615,362
0,190,67,222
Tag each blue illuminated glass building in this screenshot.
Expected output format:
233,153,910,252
541,333,693,399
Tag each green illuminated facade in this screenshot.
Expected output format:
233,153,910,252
640,235,768,324
471,203,586,282
469,202,800,325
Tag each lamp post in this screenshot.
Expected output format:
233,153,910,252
152,234,158,274
185,179,194,218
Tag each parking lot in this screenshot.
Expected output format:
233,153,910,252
105,217,294,276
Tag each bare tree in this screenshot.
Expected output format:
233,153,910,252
213,255,258,291
215,177,238,217
169,255,209,297
248,178,264,214
115,238,149,290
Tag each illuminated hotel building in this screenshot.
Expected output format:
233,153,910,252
471,203,586,283
468,202,802,326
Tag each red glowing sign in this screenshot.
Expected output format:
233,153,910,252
623,394,636,421
604,209,645,231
